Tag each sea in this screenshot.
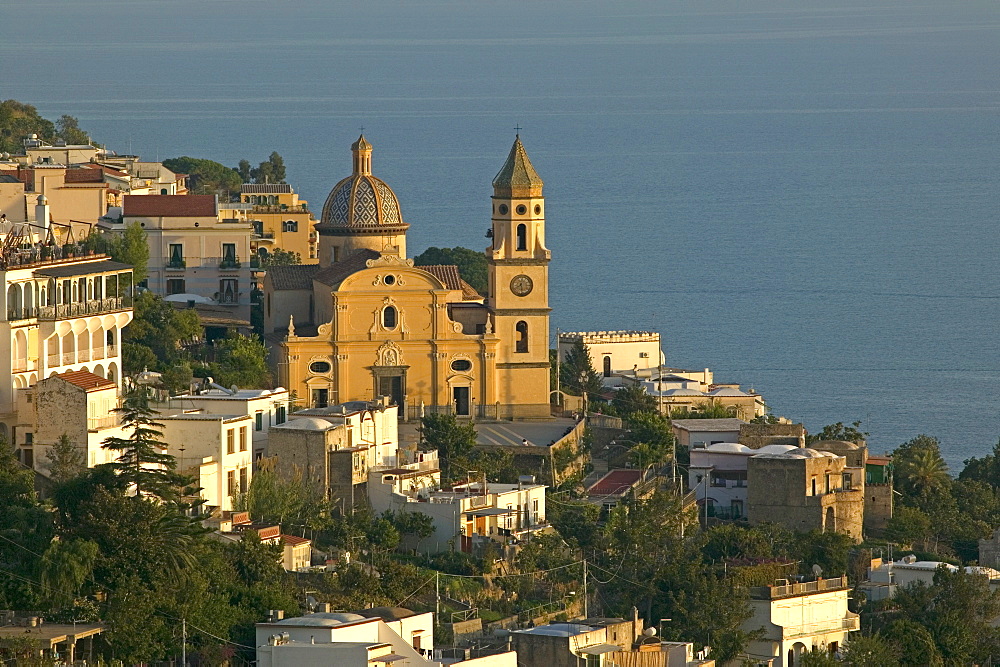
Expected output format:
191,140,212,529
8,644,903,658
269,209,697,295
2,0,999,470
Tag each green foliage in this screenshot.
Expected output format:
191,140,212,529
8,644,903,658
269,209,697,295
234,459,326,531
240,151,287,184
44,433,85,484
413,246,488,295
162,156,242,196
893,435,950,498
884,505,932,545
80,224,148,283
840,633,901,666
806,420,868,445
260,248,302,266
611,383,658,416
0,99,56,153
669,402,737,419
546,497,602,550
559,338,603,399
101,384,191,501
39,539,98,609
622,411,675,467
421,413,475,476
799,648,839,666
160,361,194,395
959,438,1000,486
55,114,90,145
210,334,271,388
123,291,202,375
385,510,434,549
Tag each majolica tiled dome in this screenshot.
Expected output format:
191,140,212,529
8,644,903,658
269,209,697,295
319,135,408,233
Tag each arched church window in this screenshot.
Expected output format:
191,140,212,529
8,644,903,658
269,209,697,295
516,224,527,251
515,321,528,353
383,305,398,329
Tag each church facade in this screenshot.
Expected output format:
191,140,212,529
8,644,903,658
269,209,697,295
262,135,551,420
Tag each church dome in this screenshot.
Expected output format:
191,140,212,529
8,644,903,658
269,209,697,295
319,135,408,234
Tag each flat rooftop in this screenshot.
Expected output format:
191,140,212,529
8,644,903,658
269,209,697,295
588,469,642,497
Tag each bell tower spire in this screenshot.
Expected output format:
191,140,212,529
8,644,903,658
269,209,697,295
487,135,551,418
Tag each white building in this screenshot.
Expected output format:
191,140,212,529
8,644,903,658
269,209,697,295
158,411,255,512
290,400,399,467
558,330,664,380
743,576,859,666
688,443,800,521
860,555,1000,601
157,384,292,461
0,245,133,453
368,471,547,554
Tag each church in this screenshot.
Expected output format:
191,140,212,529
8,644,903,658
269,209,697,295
263,135,551,420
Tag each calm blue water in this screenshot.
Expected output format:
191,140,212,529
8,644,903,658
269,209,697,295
3,0,999,468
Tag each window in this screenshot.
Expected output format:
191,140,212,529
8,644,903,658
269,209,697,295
222,243,237,263
382,305,397,329
160,188,168,195
227,470,236,497
639,352,649,358
239,466,248,494
282,220,298,233
25,432,33,445
451,359,472,372
515,321,528,353
255,412,263,431
168,244,183,268
226,429,235,454
219,279,238,304
843,472,852,490
275,405,287,424
516,224,527,251
603,356,612,377
239,426,248,451
310,361,331,374
166,278,186,295
811,478,817,496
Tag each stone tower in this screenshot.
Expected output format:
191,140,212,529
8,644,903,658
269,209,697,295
487,135,551,418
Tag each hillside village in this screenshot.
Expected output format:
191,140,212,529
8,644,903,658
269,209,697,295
2,105,1000,666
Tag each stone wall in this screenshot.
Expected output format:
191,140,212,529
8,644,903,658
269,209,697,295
864,483,893,537
739,423,806,449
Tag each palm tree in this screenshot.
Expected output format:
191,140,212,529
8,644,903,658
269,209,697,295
898,446,949,496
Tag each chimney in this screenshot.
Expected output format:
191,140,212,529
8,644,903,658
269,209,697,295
35,194,50,234
268,609,284,622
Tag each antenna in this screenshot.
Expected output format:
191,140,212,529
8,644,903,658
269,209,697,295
811,564,823,577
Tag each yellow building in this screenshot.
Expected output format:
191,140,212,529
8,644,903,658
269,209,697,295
240,184,318,264
263,135,551,420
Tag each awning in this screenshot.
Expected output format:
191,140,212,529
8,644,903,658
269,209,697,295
370,654,408,663
580,644,623,655
466,507,515,517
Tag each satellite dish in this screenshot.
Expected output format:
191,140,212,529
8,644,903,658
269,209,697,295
812,564,823,577
305,595,317,611
493,629,511,638
643,627,657,637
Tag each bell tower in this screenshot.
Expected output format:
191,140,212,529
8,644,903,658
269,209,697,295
488,135,551,418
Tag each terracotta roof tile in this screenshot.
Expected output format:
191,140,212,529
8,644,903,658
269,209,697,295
587,469,643,497
267,264,319,290
56,370,116,392
123,194,217,218
64,169,105,183
313,249,381,288
281,534,311,546
240,184,293,194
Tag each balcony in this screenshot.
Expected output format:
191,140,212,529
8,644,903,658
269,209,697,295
165,257,187,270
88,415,120,430
782,615,860,640
7,307,38,321
12,359,35,373
215,291,242,305
751,575,850,600
38,295,133,321
47,352,76,367
218,256,242,270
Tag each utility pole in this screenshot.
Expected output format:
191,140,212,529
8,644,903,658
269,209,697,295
555,328,561,409
583,560,589,619
436,571,440,620
181,618,186,667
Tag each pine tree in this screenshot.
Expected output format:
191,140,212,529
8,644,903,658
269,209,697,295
101,385,190,501
559,338,603,398
45,433,85,484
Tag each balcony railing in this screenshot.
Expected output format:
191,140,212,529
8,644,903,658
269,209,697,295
783,616,860,639
219,256,241,269
88,415,120,430
164,257,187,270
215,291,242,305
12,359,34,373
47,352,76,367
38,295,133,320
7,307,38,321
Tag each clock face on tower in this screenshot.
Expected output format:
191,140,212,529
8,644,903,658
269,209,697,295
510,274,533,297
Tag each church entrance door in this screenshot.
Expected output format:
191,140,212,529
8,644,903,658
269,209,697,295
453,386,470,416
378,375,404,407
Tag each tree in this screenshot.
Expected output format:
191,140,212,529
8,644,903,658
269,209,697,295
248,152,287,184
893,435,950,498
420,413,476,481
80,225,148,283
160,361,194,395
123,291,202,374
559,338,603,400
669,402,737,419
162,156,242,197
210,334,271,388
884,505,932,546
38,539,98,609
44,433,85,484
611,383,658,416
259,248,301,266
386,510,434,550
840,634,901,666
413,246,488,295
101,384,190,501
55,114,90,145
959,438,1000,487
236,159,253,182
0,99,56,153
806,420,868,445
